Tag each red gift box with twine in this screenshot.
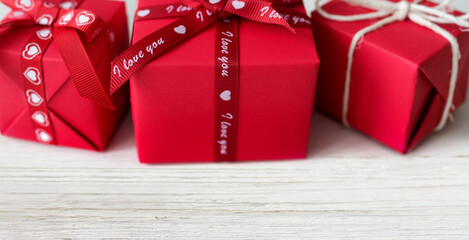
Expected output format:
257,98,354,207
311,0,469,152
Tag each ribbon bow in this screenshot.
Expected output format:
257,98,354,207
0,0,115,109
188,0,296,29
110,0,305,93
316,0,469,131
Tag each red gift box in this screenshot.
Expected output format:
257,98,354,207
120,0,319,163
0,0,130,150
311,0,469,153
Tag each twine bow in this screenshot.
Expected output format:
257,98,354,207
316,0,469,131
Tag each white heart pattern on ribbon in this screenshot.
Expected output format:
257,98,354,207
36,28,52,40
26,89,44,107
174,25,186,34
209,0,221,4
36,14,53,26
12,11,25,17
232,0,245,9
43,2,56,8
59,11,74,25
59,1,77,9
76,11,95,26
22,43,41,60
35,129,53,143
15,0,34,11
137,9,150,17
23,67,41,85
220,90,232,101
32,111,50,127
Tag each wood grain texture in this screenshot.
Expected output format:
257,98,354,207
1,0,469,239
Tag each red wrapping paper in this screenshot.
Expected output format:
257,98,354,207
131,0,320,163
311,0,469,153
0,0,130,150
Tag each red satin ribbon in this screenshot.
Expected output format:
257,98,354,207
109,0,308,93
111,0,311,160
0,0,115,145
215,17,239,161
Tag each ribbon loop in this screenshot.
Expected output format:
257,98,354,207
1,0,104,42
223,0,295,32
54,8,105,42
189,0,295,30
34,2,59,25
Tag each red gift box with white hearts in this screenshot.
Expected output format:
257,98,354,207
118,0,319,163
0,0,130,150
311,0,469,153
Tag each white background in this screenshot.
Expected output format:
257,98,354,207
1,0,469,239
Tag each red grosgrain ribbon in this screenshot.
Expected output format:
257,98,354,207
21,28,56,144
0,0,114,145
110,0,311,160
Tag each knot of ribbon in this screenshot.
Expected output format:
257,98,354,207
110,0,310,161
188,0,246,19
0,0,116,145
185,0,299,20
316,0,469,131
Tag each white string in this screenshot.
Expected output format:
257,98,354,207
315,0,466,131
434,0,455,10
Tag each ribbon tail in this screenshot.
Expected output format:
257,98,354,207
110,7,218,95
53,28,115,109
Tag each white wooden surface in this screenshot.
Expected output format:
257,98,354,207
1,0,469,239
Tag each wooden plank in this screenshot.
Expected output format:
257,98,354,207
0,0,469,239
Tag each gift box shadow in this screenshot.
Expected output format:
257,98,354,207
305,111,387,159
103,106,469,163
105,111,136,153
308,98,469,159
